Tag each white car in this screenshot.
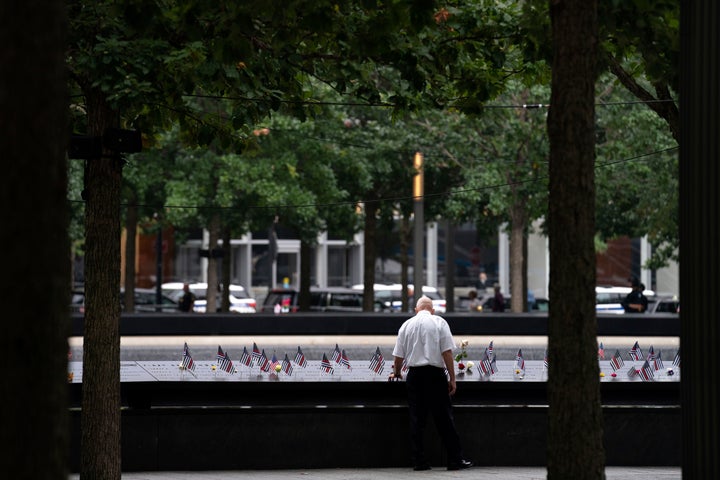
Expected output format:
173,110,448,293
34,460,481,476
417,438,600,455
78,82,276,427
352,283,446,313
161,282,257,313
595,286,654,314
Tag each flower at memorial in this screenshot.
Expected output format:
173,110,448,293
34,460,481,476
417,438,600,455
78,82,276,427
454,340,469,363
611,372,617,378
211,365,217,371
667,368,674,376
275,364,282,373
466,361,474,373
599,372,605,377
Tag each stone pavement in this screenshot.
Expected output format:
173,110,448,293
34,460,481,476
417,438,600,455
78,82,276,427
68,467,681,479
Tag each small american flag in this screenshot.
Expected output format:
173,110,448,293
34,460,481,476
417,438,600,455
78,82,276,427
639,360,654,381
331,344,342,363
653,351,664,371
543,349,549,370
252,342,263,364
487,341,495,360
181,342,196,374
258,349,271,372
239,346,252,367
269,353,280,371
340,349,352,370
610,349,625,372
629,341,643,361
627,365,640,379
294,346,308,368
369,347,385,374
281,354,293,376
672,349,681,368
320,353,334,374
598,342,605,360
480,349,494,375
216,345,235,374
647,345,656,362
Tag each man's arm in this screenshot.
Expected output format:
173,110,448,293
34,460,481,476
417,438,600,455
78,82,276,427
389,356,404,380
442,349,456,396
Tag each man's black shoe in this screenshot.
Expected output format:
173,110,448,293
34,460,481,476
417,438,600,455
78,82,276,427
413,464,431,471
447,459,474,471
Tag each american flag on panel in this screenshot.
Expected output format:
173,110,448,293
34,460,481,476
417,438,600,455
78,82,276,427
629,341,643,361
610,349,625,372
294,346,308,368
627,365,640,379
598,342,605,360
653,351,664,371
320,353,334,374
480,349,493,375
639,360,654,381
269,353,280,371
252,342,263,364
647,345,656,362
216,345,235,373
543,349,549,371
258,349,271,372
369,347,385,374
281,354,293,376
340,349,352,370
672,349,680,368
239,346,252,367
487,341,495,360
332,344,342,363
181,342,196,374
515,349,525,373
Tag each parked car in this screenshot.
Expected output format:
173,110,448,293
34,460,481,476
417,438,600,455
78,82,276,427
161,282,257,313
595,285,655,314
260,286,363,313
647,295,680,314
478,294,548,313
352,283,447,313
122,288,179,313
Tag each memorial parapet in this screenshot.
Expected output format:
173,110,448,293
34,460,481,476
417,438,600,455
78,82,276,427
70,311,680,337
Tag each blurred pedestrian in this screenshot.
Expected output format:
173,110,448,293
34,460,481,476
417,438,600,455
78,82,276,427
179,283,195,312
492,284,505,312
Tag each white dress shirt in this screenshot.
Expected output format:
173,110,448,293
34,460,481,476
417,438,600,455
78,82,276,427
392,310,456,368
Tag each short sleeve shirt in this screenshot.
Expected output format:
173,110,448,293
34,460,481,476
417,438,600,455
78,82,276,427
392,310,456,369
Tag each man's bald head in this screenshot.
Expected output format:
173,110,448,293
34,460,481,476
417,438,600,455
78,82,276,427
415,295,434,312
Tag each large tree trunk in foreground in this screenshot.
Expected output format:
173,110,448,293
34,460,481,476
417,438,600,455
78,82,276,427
1,1,70,477
546,0,605,478
82,92,123,479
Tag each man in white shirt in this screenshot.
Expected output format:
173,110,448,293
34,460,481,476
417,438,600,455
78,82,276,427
390,295,473,471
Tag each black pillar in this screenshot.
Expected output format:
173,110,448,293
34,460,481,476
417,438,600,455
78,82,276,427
680,1,720,477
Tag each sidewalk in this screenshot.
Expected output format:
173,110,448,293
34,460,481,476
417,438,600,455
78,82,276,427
68,466,681,479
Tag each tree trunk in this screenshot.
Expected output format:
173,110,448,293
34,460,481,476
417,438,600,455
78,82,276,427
362,203,378,311
1,2,69,477
298,241,313,311
220,227,232,312
547,0,604,479
124,200,138,313
509,203,528,313
445,220,456,312
206,213,220,313
81,91,123,479
400,214,410,311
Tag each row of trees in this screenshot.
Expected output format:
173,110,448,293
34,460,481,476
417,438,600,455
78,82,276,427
59,1,678,479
